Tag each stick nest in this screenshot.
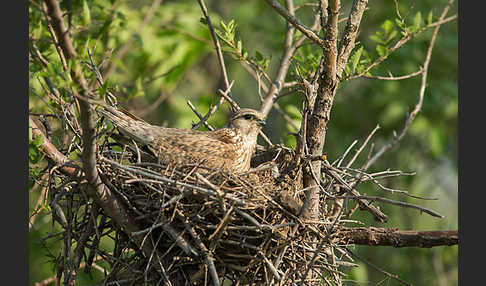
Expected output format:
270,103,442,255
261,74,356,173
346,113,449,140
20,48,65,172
90,143,343,285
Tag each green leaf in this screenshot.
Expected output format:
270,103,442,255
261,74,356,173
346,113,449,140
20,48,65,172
395,18,405,30
199,17,207,25
376,45,388,57
254,51,270,71
82,0,91,26
33,133,44,147
237,40,242,52
29,133,43,164
220,20,228,32
46,61,58,76
381,19,394,34
414,12,422,28
29,147,39,163
427,11,434,25
255,50,263,61
369,34,383,44
241,47,248,59
350,46,363,74
98,80,109,96
409,11,422,32
228,19,235,31
386,30,398,43
29,124,33,142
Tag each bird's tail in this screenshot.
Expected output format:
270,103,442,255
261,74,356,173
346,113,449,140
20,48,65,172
98,105,155,145
73,94,154,144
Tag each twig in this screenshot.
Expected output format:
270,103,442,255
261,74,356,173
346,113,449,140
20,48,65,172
192,0,235,130
345,124,380,168
260,1,317,117
339,167,434,200
34,257,105,286
208,205,234,249
332,139,358,167
100,157,248,206
348,14,457,81
346,248,413,286
29,38,50,67
259,251,281,282
263,0,323,48
187,100,215,131
362,68,423,81
40,1,68,70
177,211,221,286
331,195,443,218
322,160,389,222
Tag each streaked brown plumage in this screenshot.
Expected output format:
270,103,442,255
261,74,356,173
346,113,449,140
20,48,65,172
99,106,266,173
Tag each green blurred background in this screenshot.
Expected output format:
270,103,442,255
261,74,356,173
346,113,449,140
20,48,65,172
29,0,457,285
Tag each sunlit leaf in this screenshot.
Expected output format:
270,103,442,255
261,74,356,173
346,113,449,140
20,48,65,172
82,0,91,26
381,19,394,34
427,11,434,25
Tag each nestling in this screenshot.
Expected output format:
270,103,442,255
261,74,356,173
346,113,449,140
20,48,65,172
99,106,266,173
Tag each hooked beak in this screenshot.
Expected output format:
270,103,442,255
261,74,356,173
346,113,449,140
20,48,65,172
257,119,266,127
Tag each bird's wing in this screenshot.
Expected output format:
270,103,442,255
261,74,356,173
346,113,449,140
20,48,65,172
206,128,238,144
147,128,239,170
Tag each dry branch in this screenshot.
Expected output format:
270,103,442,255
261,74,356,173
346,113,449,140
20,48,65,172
339,227,458,248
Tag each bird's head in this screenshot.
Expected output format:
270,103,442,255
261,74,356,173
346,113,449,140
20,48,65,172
229,108,266,137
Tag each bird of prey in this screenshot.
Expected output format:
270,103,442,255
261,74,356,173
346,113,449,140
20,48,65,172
99,105,266,173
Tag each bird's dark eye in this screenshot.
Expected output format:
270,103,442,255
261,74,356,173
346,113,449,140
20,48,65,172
243,114,253,120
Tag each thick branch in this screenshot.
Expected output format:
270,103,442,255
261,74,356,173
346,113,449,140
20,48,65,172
301,0,341,220
44,0,76,59
260,0,296,116
339,227,458,248
30,116,82,177
336,0,369,77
